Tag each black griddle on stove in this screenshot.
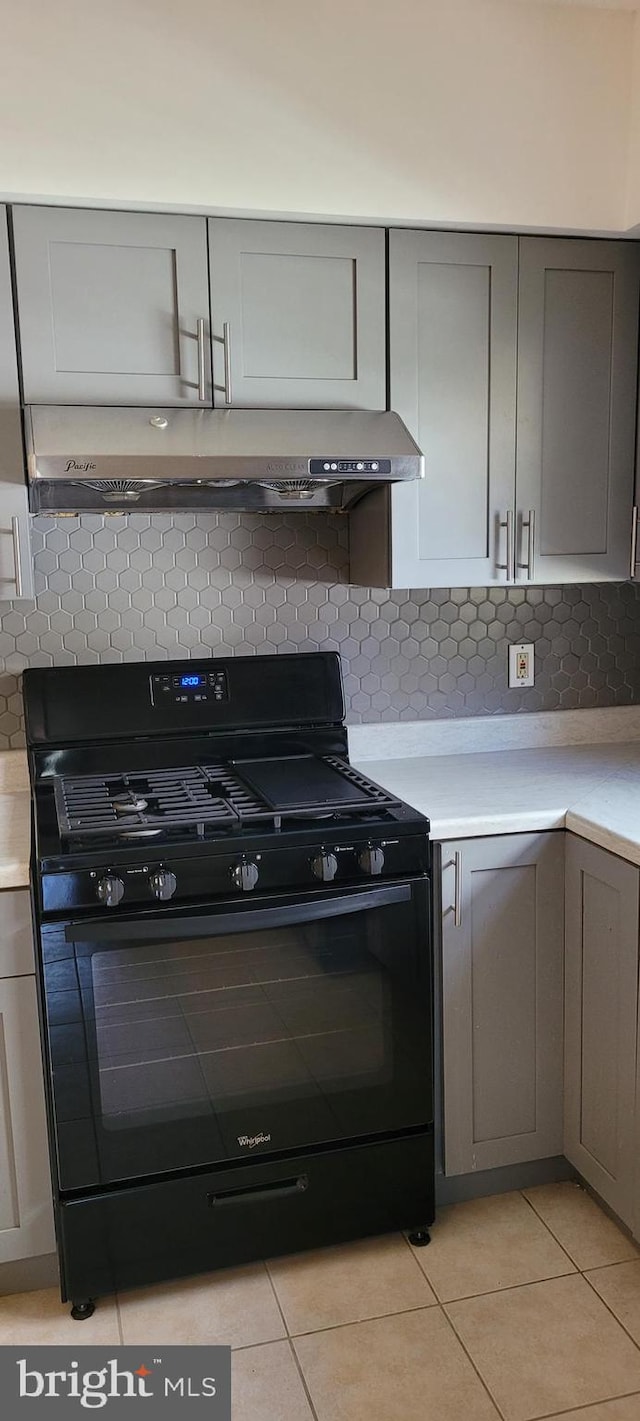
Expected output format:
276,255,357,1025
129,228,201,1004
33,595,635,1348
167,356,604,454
232,754,373,810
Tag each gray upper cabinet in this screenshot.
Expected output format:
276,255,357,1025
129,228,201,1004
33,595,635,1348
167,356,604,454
208,219,385,409
351,232,640,590
12,206,211,406
351,231,518,588
441,833,564,1176
516,238,640,584
564,835,639,1230
0,207,33,602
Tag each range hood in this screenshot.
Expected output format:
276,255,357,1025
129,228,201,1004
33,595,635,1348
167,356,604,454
25,407,424,514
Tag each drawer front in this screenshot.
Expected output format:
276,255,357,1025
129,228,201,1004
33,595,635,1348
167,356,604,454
58,1132,434,1301
0,890,34,978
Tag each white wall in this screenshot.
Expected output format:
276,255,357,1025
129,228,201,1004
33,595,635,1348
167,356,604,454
626,8,640,229
0,0,635,232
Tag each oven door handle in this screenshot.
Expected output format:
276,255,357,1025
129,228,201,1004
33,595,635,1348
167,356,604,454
64,883,413,943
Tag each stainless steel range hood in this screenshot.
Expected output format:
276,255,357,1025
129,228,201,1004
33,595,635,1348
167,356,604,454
25,406,424,514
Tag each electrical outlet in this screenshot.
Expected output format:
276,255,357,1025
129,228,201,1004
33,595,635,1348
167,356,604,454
508,643,535,688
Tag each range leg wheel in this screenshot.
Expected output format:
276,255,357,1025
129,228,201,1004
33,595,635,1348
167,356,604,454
70,1301,96,1321
408,1229,431,1247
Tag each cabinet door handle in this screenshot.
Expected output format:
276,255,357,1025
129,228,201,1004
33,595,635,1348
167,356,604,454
453,851,462,927
631,506,638,579
223,321,232,405
196,317,207,402
518,509,536,580
496,510,515,581
11,518,24,598
0,517,25,598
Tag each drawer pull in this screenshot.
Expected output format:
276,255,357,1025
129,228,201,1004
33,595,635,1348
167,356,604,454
208,1174,309,1208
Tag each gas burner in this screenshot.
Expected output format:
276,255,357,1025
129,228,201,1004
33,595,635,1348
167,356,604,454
111,792,149,815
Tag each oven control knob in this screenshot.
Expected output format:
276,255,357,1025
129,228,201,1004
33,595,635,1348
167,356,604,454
358,846,385,877
150,868,177,901
96,875,125,908
311,852,338,883
231,860,259,892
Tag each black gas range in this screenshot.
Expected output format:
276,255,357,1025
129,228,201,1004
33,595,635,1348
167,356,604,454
24,651,434,1319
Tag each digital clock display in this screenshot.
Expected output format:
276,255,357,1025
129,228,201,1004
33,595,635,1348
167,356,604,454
180,674,205,688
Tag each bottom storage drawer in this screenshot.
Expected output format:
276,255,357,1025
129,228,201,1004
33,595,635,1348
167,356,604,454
58,1130,434,1302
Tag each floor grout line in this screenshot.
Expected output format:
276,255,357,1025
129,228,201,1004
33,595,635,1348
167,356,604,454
263,1259,291,1339
528,1386,640,1418
228,1334,292,1355
581,1268,640,1357
287,1300,440,1341
261,1261,321,1421
435,1300,508,1421
518,1187,585,1270
286,1337,321,1421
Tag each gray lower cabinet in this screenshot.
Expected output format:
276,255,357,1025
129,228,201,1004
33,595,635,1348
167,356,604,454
208,219,385,409
0,207,33,602
516,238,640,584
0,891,54,1264
441,833,564,1176
12,206,211,405
564,835,639,1230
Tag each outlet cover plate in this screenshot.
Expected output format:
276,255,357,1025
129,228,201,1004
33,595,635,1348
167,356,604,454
509,642,535,688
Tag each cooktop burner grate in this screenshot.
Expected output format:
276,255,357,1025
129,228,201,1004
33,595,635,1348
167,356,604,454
52,757,402,842
53,767,247,840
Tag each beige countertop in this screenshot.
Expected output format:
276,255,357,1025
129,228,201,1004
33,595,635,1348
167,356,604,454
0,750,30,891
353,741,640,864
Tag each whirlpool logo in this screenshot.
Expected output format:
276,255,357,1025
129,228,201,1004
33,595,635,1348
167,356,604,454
5,1347,231,1417
237,1132,271,1148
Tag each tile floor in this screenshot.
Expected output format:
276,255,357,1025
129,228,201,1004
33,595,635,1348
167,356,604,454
2,1182,640,1419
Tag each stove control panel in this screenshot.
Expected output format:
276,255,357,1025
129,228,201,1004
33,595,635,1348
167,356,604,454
42,835,429,917
150,670,229,707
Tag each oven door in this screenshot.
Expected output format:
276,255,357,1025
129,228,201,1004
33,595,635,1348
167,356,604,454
40,878,431,1192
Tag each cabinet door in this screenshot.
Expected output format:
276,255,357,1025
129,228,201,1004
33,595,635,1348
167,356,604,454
565,835,639,1228
12,206,211,406
0,891,34,978
351,231,518,589
516,238,640,583
208,219,385,409
441,833,564,1176
0,207,33,601
0,975,54,1263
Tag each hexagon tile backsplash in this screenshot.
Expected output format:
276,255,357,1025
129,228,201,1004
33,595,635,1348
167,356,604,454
0,511,638,748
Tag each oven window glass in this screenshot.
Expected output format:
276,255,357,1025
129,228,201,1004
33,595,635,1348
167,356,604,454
92,917,390,1130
